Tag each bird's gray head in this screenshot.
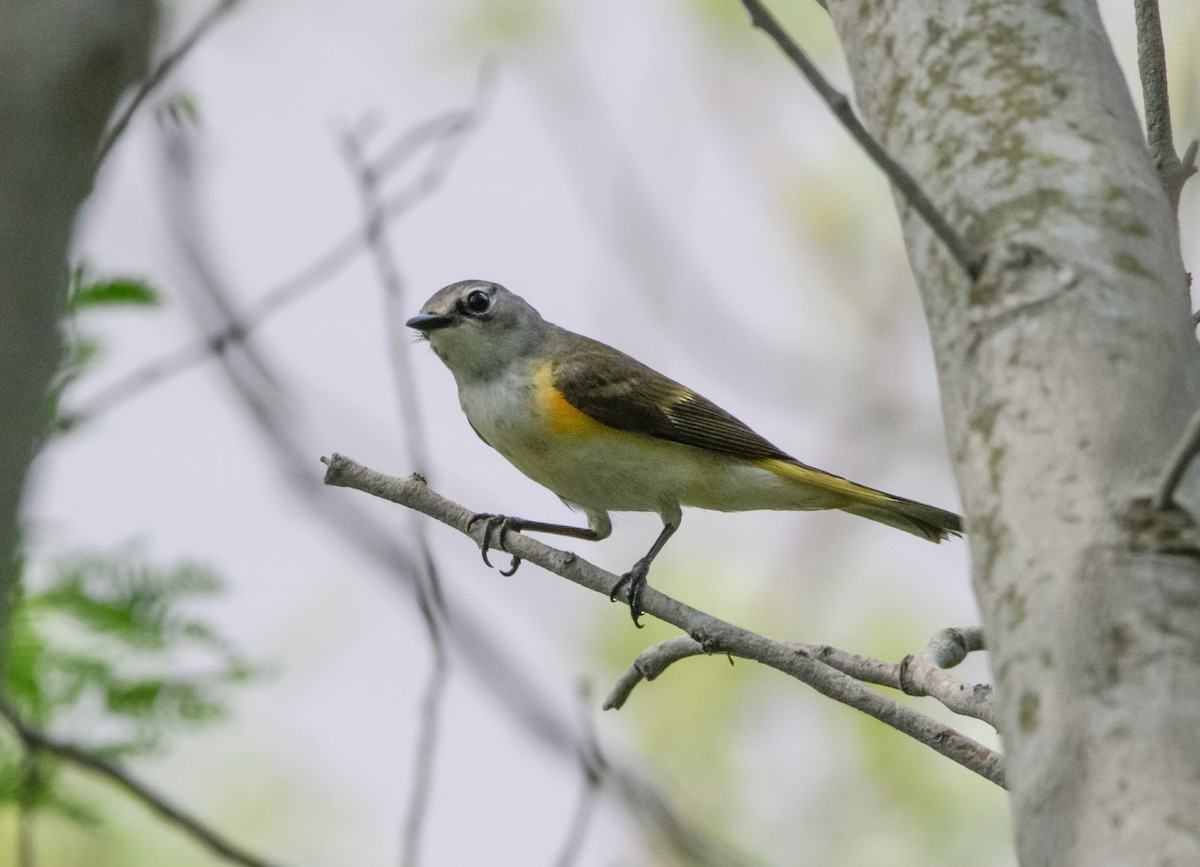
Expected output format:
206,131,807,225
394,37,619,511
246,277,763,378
406,280,550,382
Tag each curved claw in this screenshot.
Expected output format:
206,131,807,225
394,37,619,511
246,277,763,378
499,555,522,577
610,559,651,628
467,513,521,571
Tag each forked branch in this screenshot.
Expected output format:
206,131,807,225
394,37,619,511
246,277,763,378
1133,0,1198,215
605,627,994,727
322,453,1005,788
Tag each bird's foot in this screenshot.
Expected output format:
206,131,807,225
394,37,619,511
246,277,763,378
609,558,651,628
467,513,523,576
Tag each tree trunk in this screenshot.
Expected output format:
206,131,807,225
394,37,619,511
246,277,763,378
0,1,157,654
825,1,1200,864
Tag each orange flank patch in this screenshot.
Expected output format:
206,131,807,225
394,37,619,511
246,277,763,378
534,364,608,436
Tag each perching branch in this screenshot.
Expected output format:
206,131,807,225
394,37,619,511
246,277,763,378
1133,0,1198,215
95,0,246,169
737,0,983,280
0,703,287,867
322,454,1006,789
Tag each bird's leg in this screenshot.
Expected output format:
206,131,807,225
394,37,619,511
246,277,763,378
610,517,679,628
467,514,604,577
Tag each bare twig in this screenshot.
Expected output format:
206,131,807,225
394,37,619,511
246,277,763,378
737,0,982,280
95,0,245,169
340,117,458,867
322,454,1006,788
400,645,448,867
924,625,985,662
1154,406,1200,511
605,629,994,727
896,627,993,726
604,636,711,710
1133,0,1198,215
69,79,492,425
554,683,606,867
805,628,994,725
0,703,287,867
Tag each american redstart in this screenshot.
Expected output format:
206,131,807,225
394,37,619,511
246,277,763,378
407,280,961,625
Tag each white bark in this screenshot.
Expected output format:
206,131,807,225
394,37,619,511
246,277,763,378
0,2,157,646
825,1,1200,864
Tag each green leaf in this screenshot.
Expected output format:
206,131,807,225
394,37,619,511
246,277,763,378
0,546,262,820
67,280,160,313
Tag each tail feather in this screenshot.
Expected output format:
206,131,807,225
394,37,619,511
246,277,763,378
840,497,962,543
762,458,962,542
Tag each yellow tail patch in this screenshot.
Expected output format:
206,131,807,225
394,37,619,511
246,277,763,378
759,458,961,542
758,458,892,504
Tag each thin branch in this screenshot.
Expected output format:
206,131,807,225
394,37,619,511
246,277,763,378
0,703,287,867
737,0,983,280
1154,406,1200,511
95,0,246,169
69,78,492,424
605,629,994,727
604,636,712,710
1133,0,1198,215
340,117,460,867
322,454,1006,789
400,645,448,867
897,627,993,726
554,682,606,867
807,627,993,725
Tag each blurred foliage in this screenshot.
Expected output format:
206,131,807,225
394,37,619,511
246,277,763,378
0,269,258,853
679,0,842,60
0,550,258,819
66,269,161,314
155,91,202,131
448,0,560,55
51,266,163,436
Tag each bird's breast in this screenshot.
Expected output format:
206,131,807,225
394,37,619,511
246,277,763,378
456,361,702,512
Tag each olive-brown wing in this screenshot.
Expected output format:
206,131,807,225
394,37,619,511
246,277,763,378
549,333,793,463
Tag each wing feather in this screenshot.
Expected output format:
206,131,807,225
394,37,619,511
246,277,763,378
548,332,793,463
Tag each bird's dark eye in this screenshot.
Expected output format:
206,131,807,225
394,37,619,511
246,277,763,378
461,289,491,315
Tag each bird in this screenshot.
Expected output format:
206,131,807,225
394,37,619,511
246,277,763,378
407,279,961,625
